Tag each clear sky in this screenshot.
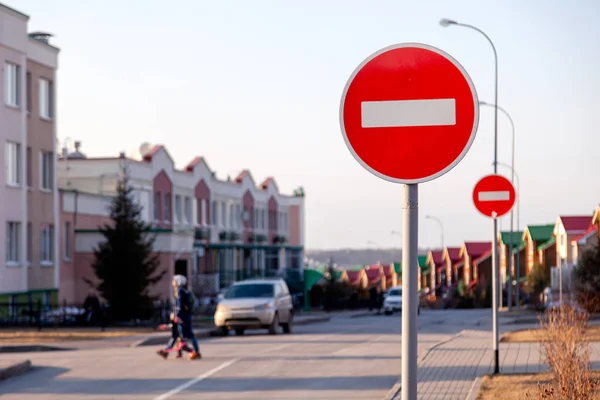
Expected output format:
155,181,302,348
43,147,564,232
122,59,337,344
11,0,600,250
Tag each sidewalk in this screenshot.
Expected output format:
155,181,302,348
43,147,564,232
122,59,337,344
390,330,600,400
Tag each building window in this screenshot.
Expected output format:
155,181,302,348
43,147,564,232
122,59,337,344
200,199,207,226
5,141,21,186
40,151,54,190
235,205,241,229
221,202,226,228
153,192,161,221
40,224,54,263
174,194,182,223
184,196,192,224
27,222,32,264
26,72,31,112
163,194,171,222
6,222,20,264
4,62,20,107
64,221,71,260
211,201,218,225
39,78,53,119
26,146,32,187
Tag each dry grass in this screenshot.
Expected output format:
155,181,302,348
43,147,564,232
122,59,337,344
476,372,600,400
502,325,600,343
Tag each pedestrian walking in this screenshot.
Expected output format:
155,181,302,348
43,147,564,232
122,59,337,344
157,275,201,360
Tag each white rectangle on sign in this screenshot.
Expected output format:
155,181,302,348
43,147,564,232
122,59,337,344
478,191,510,202
361,98,456,128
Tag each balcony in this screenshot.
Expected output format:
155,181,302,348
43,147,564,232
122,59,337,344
229,231,241,241
218,231,229,241
252,233,267,243
273,235,287,245
194,227,211,241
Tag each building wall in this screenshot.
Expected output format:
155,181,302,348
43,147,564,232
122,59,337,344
0,6,28,295
0,4,59,296
27,58,56,291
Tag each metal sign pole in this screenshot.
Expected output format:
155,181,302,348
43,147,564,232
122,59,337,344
402,183,418,400
492,214,500,374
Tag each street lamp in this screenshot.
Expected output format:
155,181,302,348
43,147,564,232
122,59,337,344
497,162,522,309
481,101,515,311
442,18,501,375
439,19,499,173
425,215,444,249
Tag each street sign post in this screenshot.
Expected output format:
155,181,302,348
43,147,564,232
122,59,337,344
340,43,479,400
473,174,516,374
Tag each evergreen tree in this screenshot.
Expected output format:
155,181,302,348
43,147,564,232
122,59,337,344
86,167,165,321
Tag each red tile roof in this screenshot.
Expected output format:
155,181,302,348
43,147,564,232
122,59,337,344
444,247,461,263
184,156,206,172
365,266,382,281
346,270,361,284
382,265,394,277
429,250,443,265
560,215,593,233
474,249,492,265
260,177,275,190
572,225,598,243
464,242,491,258
142,144,164,161
235,169,250,183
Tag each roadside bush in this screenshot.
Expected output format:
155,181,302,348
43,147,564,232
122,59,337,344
530,304,600,399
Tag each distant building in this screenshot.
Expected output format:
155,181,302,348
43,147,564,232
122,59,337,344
0,2,60,306
57,143,305,303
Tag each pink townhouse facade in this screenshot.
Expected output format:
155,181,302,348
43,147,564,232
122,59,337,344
0,3,60,306
57,143,306,303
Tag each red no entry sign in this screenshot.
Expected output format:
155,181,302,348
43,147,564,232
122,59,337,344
473,174,516,218
339,43,479,184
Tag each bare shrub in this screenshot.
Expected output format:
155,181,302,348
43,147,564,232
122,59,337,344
529,304,600,399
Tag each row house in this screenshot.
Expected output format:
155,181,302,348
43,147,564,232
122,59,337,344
498,231,524,288
593,206,600,238
441,247,461,287
0,3,60,306
57,143,305,303
417,255,428,291
426,250,443,293
459,242,491,289
522,224,554,274
553,215,593,268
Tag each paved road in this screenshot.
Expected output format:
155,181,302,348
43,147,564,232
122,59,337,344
0,310,491,400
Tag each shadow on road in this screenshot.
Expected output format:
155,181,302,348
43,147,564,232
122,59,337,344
0,368,398,395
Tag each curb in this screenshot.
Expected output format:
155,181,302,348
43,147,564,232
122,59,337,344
349,312,374,318
295,316,331,325
465,376,483,400
0,360,32,381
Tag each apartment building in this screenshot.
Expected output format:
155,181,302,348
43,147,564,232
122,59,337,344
57,143,306,303
0,3,59,305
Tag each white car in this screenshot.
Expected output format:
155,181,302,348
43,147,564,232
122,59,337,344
214,279,294,336
383,286,420,316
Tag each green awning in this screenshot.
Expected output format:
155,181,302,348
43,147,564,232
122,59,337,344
332,270,343,281
417,255,428,267
304,269,324,291
528,224,555,242
500,231,524,248
537,236,556,251
394,262,401,275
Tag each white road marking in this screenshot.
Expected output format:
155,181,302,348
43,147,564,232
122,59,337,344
152,323,375,399
361,98,456,128
152,358,238,400
478,190,510,202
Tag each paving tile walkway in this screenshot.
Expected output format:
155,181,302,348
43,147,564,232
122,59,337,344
392,330,600,400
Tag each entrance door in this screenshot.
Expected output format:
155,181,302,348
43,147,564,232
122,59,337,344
175,259,188,279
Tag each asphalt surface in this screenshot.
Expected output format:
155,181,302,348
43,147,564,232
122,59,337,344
0,310,493,400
